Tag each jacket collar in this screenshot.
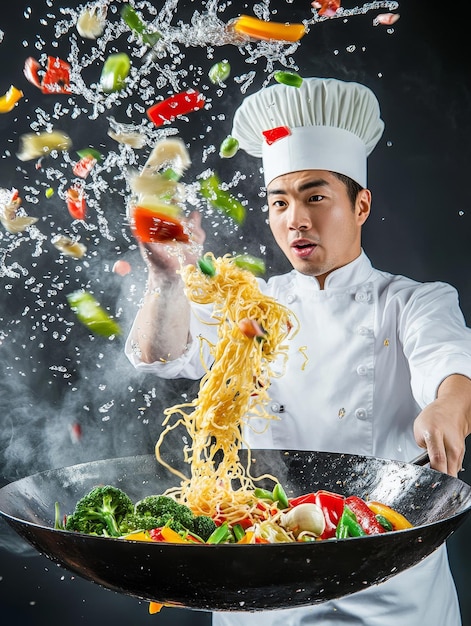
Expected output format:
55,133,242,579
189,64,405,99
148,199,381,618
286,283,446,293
293,250,374,291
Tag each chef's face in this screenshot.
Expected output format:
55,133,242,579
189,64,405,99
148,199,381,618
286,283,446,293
267,170,371,287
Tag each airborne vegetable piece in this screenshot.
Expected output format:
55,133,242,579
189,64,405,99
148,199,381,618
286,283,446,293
76,5,107,39
274,70,304,88
121,4,161,46
233,253,266,275
24,56,72,94
100,53,131,93
65,186,87,220
147,90,205,126
232,15,306,42
208,60,231,84
16,130,72,162
198,173,245,224
219,135,239,158
52,235,87,259
0,188,38,234
0,85,24,113
66,289,122,337
131,204,189,243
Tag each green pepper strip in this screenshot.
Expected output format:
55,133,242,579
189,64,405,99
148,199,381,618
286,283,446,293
336,506,367,538
206,522,230,544
100,53,131,93
232,524,246,542
253,488,274,501
120,5,161,46
375,514,394,532
272,483,289,509
76,148,103,162
198,256,216,277
199,174,245,225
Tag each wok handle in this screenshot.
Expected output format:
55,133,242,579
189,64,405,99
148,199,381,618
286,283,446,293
410,450,430,466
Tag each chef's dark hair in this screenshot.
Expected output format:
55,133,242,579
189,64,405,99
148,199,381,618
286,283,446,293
332,172,363,209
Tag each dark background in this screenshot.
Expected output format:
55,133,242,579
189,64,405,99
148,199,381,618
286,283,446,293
0,1,470,624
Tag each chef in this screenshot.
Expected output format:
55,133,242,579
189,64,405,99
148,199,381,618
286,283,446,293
125,77,471,625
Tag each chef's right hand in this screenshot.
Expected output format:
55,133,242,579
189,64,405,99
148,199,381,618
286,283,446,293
137,211,206,275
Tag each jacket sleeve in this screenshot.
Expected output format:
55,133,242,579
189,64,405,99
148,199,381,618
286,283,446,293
399,281,471,407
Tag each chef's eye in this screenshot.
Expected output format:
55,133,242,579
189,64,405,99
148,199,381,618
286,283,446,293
309,194,324,202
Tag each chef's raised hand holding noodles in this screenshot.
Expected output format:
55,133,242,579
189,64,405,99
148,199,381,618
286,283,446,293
126,77,471,626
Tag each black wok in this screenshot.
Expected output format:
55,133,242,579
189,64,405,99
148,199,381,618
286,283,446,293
0,450,470,612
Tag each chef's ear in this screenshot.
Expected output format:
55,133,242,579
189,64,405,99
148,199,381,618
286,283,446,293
355,188,371,226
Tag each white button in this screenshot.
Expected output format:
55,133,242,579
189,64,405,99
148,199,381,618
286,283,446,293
357,326,371,336
287,295,296,304
356,365,368,376
270,402,285,413
355,407,368,420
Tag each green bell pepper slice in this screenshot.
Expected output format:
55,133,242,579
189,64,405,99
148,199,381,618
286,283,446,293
67,290,121,337
100,53,131,93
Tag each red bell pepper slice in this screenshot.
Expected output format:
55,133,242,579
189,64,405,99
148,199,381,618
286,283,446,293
288,493,317,507
73,157,96,179
66,186,87,220
73,155,97,179
23,57,43,89
41,56,72,94
344,495,386,535
24,56,71,95
315,490,345,539
313,0,341,17
262,125,291,145
147,89,205,127
131,205,189,243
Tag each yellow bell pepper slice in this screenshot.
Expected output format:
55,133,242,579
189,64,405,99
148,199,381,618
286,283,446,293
237,530,255,544
0,85,24,113
160,526,191,543
233,15,306,42
122,531,153,542
367,501,413,530
149,602,164,614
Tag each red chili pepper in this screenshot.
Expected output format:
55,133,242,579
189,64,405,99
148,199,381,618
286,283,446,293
315,490,345,539
344,495,386,535
147,89,205,127
24,56,71,94
262,125,291,145
131,205,189,243
66,186,87,220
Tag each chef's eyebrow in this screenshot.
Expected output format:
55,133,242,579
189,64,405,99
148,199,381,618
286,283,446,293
267,178,330,196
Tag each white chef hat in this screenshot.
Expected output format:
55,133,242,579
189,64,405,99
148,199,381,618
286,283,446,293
231,77,384,188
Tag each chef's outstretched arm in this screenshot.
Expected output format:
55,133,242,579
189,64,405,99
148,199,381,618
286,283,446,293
413,374,471,476
129,211,205,364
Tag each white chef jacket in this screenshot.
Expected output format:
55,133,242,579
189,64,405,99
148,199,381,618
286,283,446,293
125,251,471,626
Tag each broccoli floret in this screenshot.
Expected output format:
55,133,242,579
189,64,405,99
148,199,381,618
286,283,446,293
192,515,217,542
65,485,134,537
134,495,196,534
134,495,181,518
121,513,163,533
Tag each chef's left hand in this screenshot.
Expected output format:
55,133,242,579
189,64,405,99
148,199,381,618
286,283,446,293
413,374,471,476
